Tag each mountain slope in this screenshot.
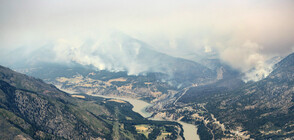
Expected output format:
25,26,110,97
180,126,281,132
204,53,294,139
0,78,112,139
158,53,294,139
0,65,183,140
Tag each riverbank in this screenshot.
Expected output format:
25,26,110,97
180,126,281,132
56,86,199,140
89,94,153,118
90,94,200,140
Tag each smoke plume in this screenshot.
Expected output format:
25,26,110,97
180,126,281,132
1,0,294,81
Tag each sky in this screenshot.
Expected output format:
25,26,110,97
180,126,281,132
0,0,294,81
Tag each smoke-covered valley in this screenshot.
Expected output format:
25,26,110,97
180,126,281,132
1,1,294,139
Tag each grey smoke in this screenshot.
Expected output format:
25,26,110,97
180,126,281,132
1,0,294,82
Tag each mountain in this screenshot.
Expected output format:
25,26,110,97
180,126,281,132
5,32,216,86
3,33,220,105
0,65,183,140
198,53,294,139
148,53,294,139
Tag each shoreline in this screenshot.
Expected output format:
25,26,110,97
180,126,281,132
90,94,200,140
55,86,199,140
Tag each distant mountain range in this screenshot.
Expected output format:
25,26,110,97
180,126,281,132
3,32,236,87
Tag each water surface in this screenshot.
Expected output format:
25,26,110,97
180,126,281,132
91,94,200,140
57,86,200,140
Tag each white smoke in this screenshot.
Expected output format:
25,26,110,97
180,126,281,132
242,61,274,82
51,33,153,75
1,0,294,82
219,40,281,82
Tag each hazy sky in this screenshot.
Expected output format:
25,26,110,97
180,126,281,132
1,0,294,79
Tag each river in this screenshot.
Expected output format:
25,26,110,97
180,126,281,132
56,86,199,140
89,94,153,118
90,94,200,140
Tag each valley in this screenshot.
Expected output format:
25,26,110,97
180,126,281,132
2,51,294,139
3,50,294,139
20,53,294,139
31,64,244,139
0,65,185,140
2,0,294,139
55,75,201,139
